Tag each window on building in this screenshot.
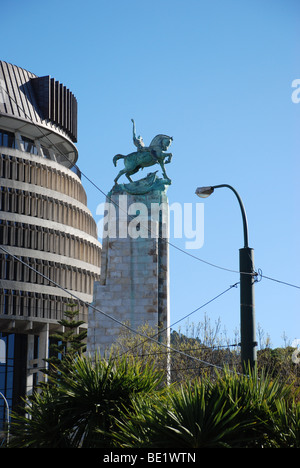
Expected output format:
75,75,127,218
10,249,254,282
20,136,38,155
0,332,27,432
0,129,15,149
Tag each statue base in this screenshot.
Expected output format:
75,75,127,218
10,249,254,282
87,184,170,356
109,171,171,196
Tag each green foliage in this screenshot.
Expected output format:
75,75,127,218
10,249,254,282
110,366,300,448
9,354,164,448
211,366,298,447
8,386,70,448
268,399,300,448
8,318,300,448
257,346,300,385
44,302,86,376
10,353,299,448
111,381,243,448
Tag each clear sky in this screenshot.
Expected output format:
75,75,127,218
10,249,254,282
1,0,299,348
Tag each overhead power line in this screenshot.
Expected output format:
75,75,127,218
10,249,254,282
1,84,299,288
0,83,255,278
261,274,300,290
0,245,238,371
118,282,239,358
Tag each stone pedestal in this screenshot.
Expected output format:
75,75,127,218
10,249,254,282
87,187,170,355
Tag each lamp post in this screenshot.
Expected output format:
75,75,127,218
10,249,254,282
196,185,257,371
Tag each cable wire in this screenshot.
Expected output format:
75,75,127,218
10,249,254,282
1,82,299,289
0,245,232,371
118,282,239,358
0,243,241,368
1,85,299,357
0,83,256,278
261,274,300,290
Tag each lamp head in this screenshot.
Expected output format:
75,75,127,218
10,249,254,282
195,186,214,198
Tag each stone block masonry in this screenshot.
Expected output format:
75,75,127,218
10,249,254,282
87,188,170,356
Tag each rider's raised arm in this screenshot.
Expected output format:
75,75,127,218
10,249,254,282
131,119,145,149
131,118,137,139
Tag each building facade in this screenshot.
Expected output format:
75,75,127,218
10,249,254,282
0,61,101,427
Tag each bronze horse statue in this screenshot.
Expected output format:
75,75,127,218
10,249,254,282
113,120,173,184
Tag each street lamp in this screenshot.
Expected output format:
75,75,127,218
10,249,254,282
196,184,257,371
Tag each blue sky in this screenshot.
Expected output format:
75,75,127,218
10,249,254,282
2,0,299,348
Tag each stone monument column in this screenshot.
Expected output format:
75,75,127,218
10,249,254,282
87,120,173,356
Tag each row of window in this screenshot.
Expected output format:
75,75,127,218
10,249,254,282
0,152,85,204
0,129,79,175
0,186,97,238
0,254,99,295
0,220,100,266
0,129,49,157
0,289,88,322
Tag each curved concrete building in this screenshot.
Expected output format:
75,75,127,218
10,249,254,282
0,61,101,422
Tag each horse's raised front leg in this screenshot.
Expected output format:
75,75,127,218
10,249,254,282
165,152,172,164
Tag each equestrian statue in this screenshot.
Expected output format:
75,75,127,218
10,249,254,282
113,119,173,185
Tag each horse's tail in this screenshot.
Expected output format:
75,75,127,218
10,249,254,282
113,154,124,167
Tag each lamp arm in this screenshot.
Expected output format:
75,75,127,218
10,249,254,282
212,184,249,248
